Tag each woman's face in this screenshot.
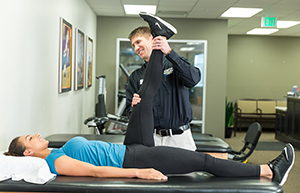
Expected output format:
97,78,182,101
19,133,49,155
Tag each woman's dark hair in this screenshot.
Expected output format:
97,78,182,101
3,136,26,156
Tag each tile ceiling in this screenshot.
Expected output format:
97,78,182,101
85,0,300,37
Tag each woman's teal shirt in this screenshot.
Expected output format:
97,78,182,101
45,136,126,175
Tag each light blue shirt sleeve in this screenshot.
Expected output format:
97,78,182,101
45,149,66,175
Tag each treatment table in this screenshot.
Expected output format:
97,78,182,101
45,133,232,153
0,172,282,193
46,133,126,147
0,133,283,193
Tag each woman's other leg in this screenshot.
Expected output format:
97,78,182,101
124,143,294,185
124,145,260,177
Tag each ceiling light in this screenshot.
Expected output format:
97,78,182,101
157,10,187,17
246,28,279,35
180,47,195,51
221,7,263,18
277,21,300,28
124,5,156,15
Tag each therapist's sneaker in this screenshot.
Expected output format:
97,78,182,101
268,143,295,186
139,12,177,39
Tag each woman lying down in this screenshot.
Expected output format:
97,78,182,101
5,12,294,187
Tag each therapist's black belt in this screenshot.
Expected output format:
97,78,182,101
155,124,190,137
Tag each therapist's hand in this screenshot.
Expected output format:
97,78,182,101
153,36,172,55
131,93,141,106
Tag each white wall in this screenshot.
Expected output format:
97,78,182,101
0,0,97,151
227,35,300,102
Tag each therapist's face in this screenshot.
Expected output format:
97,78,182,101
131,34,153,62
19,133,49,155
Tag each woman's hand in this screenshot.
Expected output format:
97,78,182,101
135,168,168,180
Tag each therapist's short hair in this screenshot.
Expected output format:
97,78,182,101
128,26,152,41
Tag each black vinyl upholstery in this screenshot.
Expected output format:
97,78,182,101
192,132,232,153
0,172,282,193
46,134,125,148
46,133,231,153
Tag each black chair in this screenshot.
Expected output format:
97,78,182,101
228,122,262,162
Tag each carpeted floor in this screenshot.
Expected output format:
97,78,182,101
224,131,299,193
256,141,300,151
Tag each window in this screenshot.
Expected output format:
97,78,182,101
116,39,207,132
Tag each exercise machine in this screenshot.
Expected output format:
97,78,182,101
84,75,128,135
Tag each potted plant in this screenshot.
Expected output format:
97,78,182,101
225,98,236,138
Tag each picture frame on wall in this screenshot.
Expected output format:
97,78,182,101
85,36,93,88
59,17,72,93
74,28,85,90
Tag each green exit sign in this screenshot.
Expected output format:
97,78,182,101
261,17,277,27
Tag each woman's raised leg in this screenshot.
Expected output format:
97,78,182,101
124,12,177,146
124,50,163,146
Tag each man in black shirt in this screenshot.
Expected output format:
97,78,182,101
125,13,201,151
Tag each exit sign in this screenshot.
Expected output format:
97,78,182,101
261,17,277,27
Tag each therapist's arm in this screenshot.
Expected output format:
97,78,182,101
166,50,201,88
54,155,167,180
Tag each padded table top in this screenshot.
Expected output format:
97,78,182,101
46,133,231,153
0,172,282,193
192,132,232,152
46,134,125,148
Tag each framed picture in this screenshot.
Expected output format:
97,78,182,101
74,29,85,90
85,36,93,88
59,18,72,93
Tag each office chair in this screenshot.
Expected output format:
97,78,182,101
228,122,262,162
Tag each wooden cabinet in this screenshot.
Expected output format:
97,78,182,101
275,97,300,149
